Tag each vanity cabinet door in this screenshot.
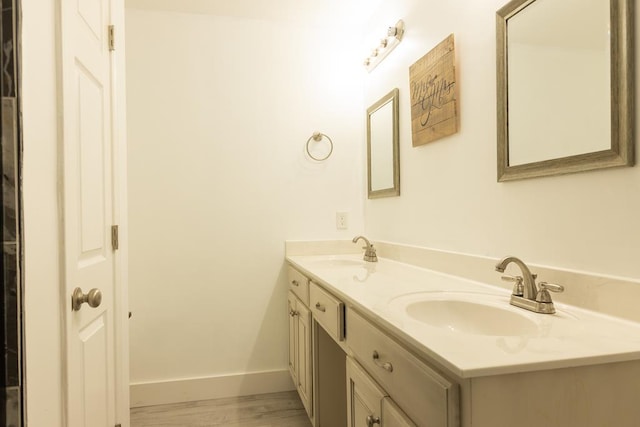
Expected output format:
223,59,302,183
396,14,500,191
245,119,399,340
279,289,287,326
382,397,416,427
296,301,312,416
288,292,298,382
288,291,313,418
347,356,386,427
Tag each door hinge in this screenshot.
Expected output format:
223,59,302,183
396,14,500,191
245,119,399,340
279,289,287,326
108,25,116,51
111,225,119,250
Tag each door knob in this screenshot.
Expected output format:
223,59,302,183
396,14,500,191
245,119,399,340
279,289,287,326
72,287,102,311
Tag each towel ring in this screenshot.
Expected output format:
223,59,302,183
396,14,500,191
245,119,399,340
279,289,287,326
306,132,333,161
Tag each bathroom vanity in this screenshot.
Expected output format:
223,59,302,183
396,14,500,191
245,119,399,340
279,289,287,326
286,252,640,427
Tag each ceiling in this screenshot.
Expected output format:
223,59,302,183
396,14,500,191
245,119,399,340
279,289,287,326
125,0,385,28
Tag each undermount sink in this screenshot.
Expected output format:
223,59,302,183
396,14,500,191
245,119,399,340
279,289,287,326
391,292,540,336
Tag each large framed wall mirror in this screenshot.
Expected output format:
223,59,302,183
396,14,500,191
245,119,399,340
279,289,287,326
367,88,400,198
497,0,634,181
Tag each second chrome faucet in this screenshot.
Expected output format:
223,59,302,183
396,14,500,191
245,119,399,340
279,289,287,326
352,236,378,262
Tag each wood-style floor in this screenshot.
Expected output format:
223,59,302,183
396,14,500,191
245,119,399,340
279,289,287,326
130,391,313,427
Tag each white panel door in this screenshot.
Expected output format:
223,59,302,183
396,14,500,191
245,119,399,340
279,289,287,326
296,302,312,416
288,292,298,382
60,0,117,425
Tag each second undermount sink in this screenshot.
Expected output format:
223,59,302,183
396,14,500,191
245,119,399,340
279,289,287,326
391,292,540,336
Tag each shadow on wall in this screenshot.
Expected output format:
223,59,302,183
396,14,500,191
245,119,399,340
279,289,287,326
240,261,293,394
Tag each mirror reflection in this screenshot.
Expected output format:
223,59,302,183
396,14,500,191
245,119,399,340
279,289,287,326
508,0,610,165
370,101,394,191
367,88,400,198
497,0,634,181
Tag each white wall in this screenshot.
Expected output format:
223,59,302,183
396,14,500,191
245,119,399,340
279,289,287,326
364,0,640,280
21,1,64,426
125,9,365,386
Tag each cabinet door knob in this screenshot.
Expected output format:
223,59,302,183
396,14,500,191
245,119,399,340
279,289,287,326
291,280,300,287
366,415,381,427
372,350,393,372
315,302,326,312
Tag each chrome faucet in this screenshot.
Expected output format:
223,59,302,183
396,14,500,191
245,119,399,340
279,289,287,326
352,236,378,262
495,256,537,300
495,256,564,314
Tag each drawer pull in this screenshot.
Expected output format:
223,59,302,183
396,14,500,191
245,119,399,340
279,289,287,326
372,351,393,372
366,415,381,427
289,310,299,317
291,280,300,287
315,302,326,312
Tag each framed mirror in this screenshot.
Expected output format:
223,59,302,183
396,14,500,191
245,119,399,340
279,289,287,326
497,0,634,181
367,88,400,198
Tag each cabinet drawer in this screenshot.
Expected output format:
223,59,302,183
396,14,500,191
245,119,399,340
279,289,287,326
288,266,310,306
347,309,459,427
309,281,345,342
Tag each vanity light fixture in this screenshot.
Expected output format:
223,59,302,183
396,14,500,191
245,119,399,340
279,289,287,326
364,20,405,72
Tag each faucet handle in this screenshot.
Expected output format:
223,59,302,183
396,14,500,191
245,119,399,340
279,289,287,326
501,275,524,297
538,282,564,293
536,282,564,304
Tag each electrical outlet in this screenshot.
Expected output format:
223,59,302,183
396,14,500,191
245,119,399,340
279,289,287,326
336,212,349,230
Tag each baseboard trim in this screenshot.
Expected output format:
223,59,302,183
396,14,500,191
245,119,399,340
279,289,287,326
130,369,295,408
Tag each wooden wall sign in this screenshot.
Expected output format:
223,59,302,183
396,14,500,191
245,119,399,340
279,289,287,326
409,34,457,146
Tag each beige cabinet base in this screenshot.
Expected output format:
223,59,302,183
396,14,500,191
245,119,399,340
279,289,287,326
468,359,640,427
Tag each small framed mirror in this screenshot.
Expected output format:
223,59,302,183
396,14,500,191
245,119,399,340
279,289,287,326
497,0,634,181
367,88,400,198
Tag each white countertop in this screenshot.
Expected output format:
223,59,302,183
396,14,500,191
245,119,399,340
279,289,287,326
286,254,640,379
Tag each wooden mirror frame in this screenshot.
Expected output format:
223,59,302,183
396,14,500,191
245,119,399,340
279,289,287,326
496,0,634,181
